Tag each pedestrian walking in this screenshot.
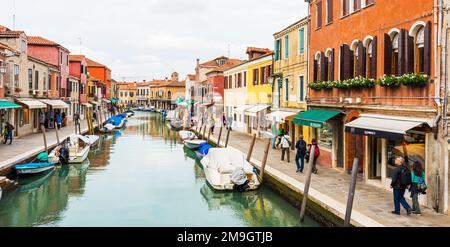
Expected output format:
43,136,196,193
39,111,45,131
307,139,320,174
55,113,62,130
3,122,14,145
280,130,291,163
227,116,233,131
390,156,412,216
210,117,215,135
275,128,284,149
410,161,426,215
295,135,307,173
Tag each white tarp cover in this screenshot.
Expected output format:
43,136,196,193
345,114,434,134
104,123,115,131
201,148,254,175
245,104,270,117
17,100,47,109
230,168,247,185
39,99,69,109
266,110,299,123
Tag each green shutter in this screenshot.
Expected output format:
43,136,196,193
285,35,289,59
275,40,280,61
299,28,304,54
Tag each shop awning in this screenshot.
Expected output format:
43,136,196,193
0,101,21,109
245,104,270,117
293,109,341,128
82,103,93,108
39,99,69,109
233,105,255,114
90,101,101,106
102,99,111,103
266,110,299,123
345,114,434,141
16,100,46,109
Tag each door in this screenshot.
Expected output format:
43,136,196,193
369,137,382,179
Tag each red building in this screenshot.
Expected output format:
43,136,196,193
27,36,70,99
69,55,88,103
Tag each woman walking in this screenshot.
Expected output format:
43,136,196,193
410,161,426,215
308,139,320,174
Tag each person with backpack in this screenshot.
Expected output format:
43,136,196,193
390,156,412,215
295,135,307,173
307,139,320,174
410,161,426,215
275,128,284,149
280,130,291,163
3,122,14,145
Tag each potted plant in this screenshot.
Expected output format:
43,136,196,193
378,75,401,87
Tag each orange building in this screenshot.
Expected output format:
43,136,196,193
303,0,444,211
86,58,112,99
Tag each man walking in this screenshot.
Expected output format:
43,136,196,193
3,122,14,145
280,130,291,163
295,135,307,173
390,157,412,216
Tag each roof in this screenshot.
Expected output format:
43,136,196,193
274,16,308,37
69,54,86,62
118,83,137,90
27,36,70,52
206,59,245,74
246,47,272,54
187,74,196,80
0,25,25,38
86,57,110,70
28,55,59,69
0,42,19,53
198,56,237,68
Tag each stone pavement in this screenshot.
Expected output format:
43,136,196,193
0,120,97,173
203,127,450,227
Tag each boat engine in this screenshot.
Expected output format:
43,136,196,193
59,146,70,165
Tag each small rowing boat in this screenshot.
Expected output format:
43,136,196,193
184,139,207,150
15,163,55,175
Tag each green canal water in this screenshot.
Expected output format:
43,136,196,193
0,112,319,227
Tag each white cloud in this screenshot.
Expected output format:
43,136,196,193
0,0,308,81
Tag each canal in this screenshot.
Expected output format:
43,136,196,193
0,112,320,227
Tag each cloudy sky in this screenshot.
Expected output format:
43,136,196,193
0,0,308,81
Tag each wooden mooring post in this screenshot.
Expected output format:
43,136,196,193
54,123,60,146
224,128,231,147
207,127,211,143
259,138,271,182
41,124,48,153
246,134,257,162
300,145,316,222
202,125,207,140
344,158,359,227
217,127,223,147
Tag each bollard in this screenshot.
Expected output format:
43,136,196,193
344,158,360,227
217,127,223,147
300,145,315,222
247,134,257,162
259,138,271,182
225,128,231,148
41,124,48,153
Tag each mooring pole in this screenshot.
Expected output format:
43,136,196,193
225,128,231,147
247,134,257,162
207,127,211,143
41,124,48,153
55,123,60,146
259,138,272,182
202,125,207,140
344,158,359,227
300,145,315,222
217,126,223,147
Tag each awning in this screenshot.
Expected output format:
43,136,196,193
0,101,21,109
233,105,255,114
82,103,93,108
345,114,433,141
90,101,101,106
39,99,69,109
16,100,46,109
266,110,299,123
245,104,270,117
102,99,111,103
293,109,341,128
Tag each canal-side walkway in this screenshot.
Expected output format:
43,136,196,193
0,121,96,174
204,128,450,227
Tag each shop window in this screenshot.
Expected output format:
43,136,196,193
316,123,332,149
415,27,425,74
387,131,426,179
21,109,29,126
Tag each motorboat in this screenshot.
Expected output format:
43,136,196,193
100,123,116,134
184,139,207,150
15,163,55,175
125,110,135,117
178,130,197,141
81,135,100,146
49,135,91,164
195,143,214,160
200,148,260,191
170,119,183,131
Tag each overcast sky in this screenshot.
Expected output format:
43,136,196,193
0,0,308,81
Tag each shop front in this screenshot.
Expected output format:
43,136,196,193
345,114,432,206
232,105,254,134
39,99,70,129
0,101,21,136
293,109,344,168
266,109,300,149
244,104,270,136
16,99,47,135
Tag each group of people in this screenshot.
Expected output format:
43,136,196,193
39,110,67,130
274,129,320,175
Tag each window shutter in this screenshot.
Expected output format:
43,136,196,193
313,59,318,82
340,45,345,80
358,41,366,77
317,2,322,28
330,48,335,81
398,29,406,76
384,33,392,75
320,52,327,81
354,0,361,11
349,49,354,79
424,21,432,75
327,0,333,23
406,33,414,74
371,36,378,79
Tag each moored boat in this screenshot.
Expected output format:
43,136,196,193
178,130,197,141
195,143,213,160
15,163,55,175
200,148,260,191
49,135,91,164
184,139,207,150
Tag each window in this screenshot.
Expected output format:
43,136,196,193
316,123,332,149
366,0,374,5
275,39,281,61
284,78,289,101
415,27,425,73
243,71,247,87
167,91,172,99
326,0,333,24
60,52,63,65
28,69,33,90
325,49,334,81
48,75,52,90
224,76,228,89
253,69,259,85
353,0,361,11
387,132,425,179
316,1,322,29
21,108,30,126
238,73,242,88
298,75,305,102
299,28,305,54
14,65,19,87
120,92,123,97
353,45,360,78
228,75,232,89
260,67,266,84
35,71,39,90
343,0,350,16
392,33,399,75
284,35,289,59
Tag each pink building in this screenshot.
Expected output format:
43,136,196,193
27,36,70,99
69,55,88,103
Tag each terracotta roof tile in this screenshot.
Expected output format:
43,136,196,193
206,59,245,74
69,54,86,62
27,36,70,52
86,57,110,70
246,47,272,54
0,25,25,38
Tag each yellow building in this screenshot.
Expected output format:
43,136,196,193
272,17,309,146
149,72,186,110
117,82,137,107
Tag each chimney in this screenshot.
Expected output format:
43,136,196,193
196,58,200,81
171,72,179,82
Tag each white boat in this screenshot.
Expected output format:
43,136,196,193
79,135,99,146
166,110,176,121
200,148,260,191
170,119,183,130
184,139,207,149
178,130,197,141
49,135,91,164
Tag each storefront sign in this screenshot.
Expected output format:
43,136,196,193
309,122,323,129
345,126,404,141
